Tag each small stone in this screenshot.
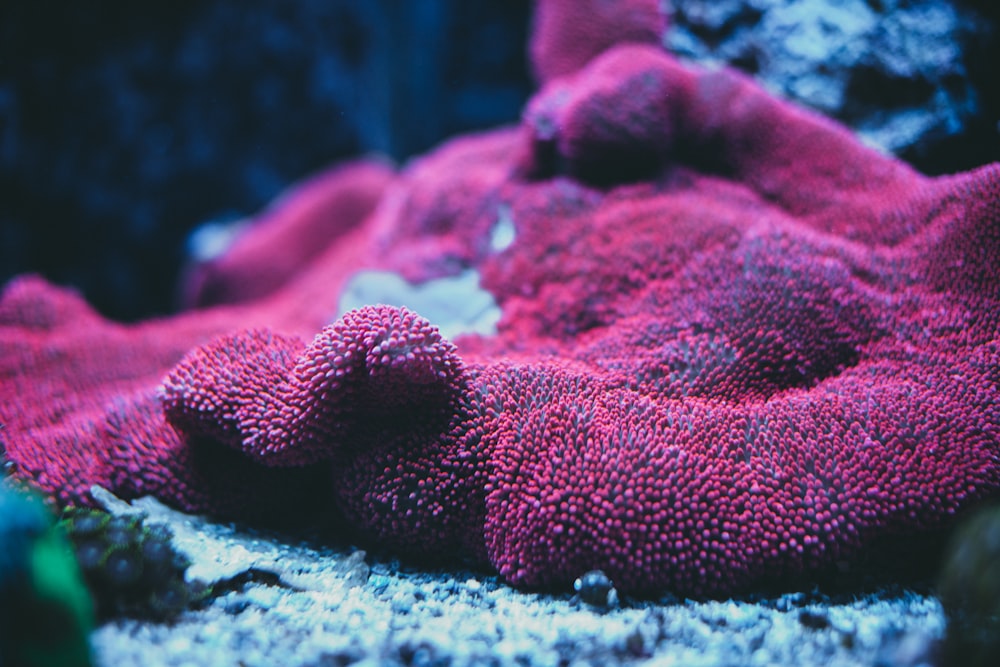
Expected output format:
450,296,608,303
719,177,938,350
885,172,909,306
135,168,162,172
573,569,619,608
798,609,830,630
334,550,370,587
391,591,416,615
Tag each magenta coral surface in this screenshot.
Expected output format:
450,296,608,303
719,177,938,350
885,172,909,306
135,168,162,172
3,6,1000,597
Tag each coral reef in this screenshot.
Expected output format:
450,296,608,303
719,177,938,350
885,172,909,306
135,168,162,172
528,0,666,84
181,159,395,308
666,0,999,173
2,1,999,597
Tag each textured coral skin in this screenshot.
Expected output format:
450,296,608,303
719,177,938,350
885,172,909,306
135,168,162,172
3,15,1000,596
161,305,465,466
523,45,677,183
182,159,394,308
528,0,667,84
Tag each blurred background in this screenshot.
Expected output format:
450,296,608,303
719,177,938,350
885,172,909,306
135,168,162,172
1,0,997,322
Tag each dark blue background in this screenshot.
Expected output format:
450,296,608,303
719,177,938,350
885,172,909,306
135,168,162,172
0,0,532,321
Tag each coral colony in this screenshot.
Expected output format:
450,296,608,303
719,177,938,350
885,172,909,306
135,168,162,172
2,0,999,597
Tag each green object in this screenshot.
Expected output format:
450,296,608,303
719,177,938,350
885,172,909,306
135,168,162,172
60,507,205,621
0,483,94,667
937,503,1000,667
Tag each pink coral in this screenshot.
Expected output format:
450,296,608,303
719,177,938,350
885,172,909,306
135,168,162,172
528,0,667,84
161,305,465,466
2,3,999,597
523,45,677,183
182,160,394,308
